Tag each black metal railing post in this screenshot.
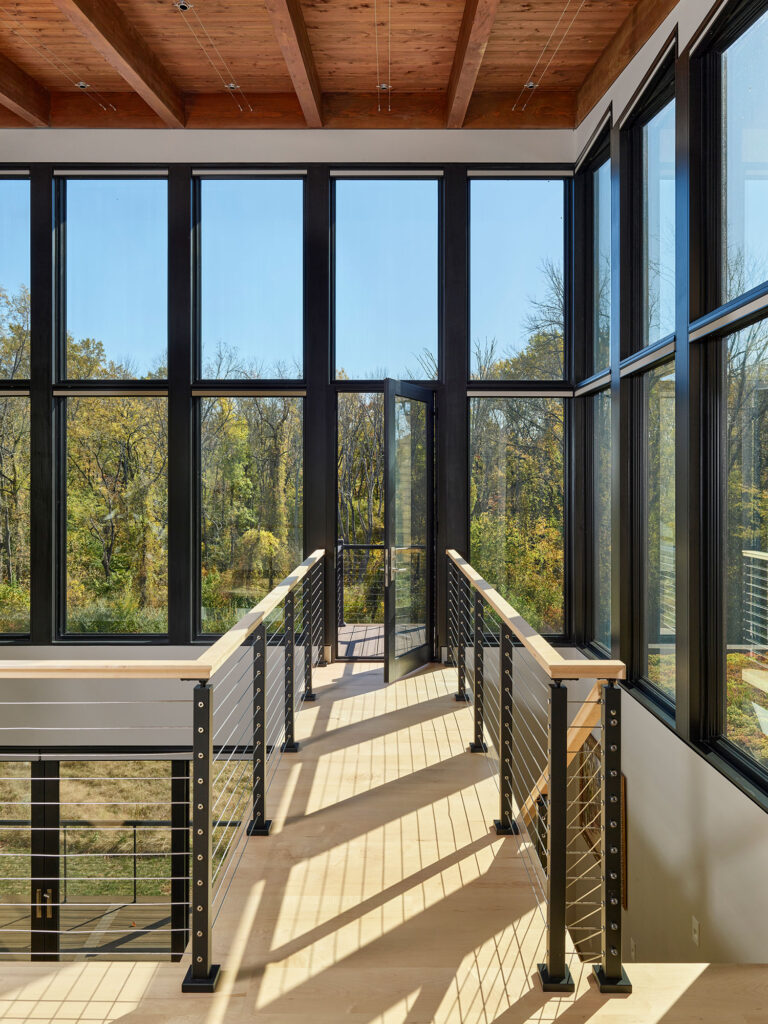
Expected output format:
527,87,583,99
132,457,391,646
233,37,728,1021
495,625,519,836
171,759,190,960
538,681,574,992
455,571,469,701
594,681,632,993
247,624,272,836
470,590,488,752
282,591,299,752
303,572,317,701
182,681,220,993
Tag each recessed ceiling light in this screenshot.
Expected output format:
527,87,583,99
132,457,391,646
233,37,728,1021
524,81,538,90
76,81,89,90
175,1,192,11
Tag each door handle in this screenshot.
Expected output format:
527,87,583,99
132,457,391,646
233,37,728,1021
45,889,53,919
35,888,53,919
35,888,42,919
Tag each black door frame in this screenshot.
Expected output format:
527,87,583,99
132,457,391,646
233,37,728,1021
384,379,435,682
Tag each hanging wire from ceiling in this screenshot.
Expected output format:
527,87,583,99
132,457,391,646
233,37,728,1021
520,0,588,110
0,3,116,113
373,0,392,112
173,0,253,113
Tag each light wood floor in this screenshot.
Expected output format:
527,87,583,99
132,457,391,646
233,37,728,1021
0,661,766,1024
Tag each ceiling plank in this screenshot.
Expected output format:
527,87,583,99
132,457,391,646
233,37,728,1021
576,0,679,125
446,0,502,129
49,0,185,128
263,0,323,128
0,51,49,127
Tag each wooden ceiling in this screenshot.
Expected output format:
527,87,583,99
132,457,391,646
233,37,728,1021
0,0,678,130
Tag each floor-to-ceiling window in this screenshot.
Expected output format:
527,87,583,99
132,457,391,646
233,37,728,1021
469,177,567,634
0,177,30,635
62,177,169,635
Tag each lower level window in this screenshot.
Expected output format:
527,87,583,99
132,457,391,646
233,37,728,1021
65,396,168,634
641,363,676,698
0,395,29,633
200,396,303,634
469,396,565,634
725,322,768,767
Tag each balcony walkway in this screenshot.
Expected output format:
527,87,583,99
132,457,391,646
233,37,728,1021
0,661,765,1023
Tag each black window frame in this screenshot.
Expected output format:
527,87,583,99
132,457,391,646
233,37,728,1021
467,175,571,386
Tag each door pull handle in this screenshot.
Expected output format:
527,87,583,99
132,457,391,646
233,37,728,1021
35,888,42,919
46,889,53,919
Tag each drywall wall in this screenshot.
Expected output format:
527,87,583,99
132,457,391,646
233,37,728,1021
622,691,768,963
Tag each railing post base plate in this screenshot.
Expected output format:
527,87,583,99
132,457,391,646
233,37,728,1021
246,819,273,837
469,741,488,753
303,692,318,702
454,691,471,702
592,965,632,994
537,964,574,993
182,964,221,993
281,741,300,753
493,818,520,836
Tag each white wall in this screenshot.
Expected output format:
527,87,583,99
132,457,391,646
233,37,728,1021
622,693,768,963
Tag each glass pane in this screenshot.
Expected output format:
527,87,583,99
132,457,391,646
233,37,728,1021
0,762,30,956
200,396,303,634
593,159,612,372
59,761,175,956
470,179,564,380
0,179,30,379
66,397,168,634
470,396,565,634
200,179,303,379
335,179,438,380
337,392,384,658
593,390,611,649
725,320,768,765
0,397,29,633
393,396,427,659
65,179,167,379
642,363,676,697
642,99,676,345
722,10,768,303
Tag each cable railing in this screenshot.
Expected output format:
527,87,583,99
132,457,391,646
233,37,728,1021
0,549,326,991
336,541,385,658
446,550,631,995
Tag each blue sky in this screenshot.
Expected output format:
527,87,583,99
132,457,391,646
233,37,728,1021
1,175,566,381
470,178,564,373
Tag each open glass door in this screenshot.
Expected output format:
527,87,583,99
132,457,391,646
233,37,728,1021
384,380,434,682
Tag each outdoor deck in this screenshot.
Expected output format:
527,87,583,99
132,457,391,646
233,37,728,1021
0,661,765,1023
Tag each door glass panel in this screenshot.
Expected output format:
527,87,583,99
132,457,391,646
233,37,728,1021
393,396,428,662
0,762,30,956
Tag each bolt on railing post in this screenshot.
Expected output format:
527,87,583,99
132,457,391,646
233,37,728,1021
538,681,574,993
319,559,328,666
495,625,519,836
182,680,220,993
455,570,469,701
303,572,317,701
247,624,272,837
469,590,488,752
282,591,299,753
594,681,632,993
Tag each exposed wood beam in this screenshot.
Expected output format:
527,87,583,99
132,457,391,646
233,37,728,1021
446,0,501,129
49,0,185,128
464,90,575,129
0,51,49,127
263,0,323,128
576,0,679,125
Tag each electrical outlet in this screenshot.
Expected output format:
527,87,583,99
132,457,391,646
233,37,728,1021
691,916,700,947
630,937,637,961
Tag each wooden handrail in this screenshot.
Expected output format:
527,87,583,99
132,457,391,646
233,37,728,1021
203,549,324,679
446,550,625,681
0,549,326,682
